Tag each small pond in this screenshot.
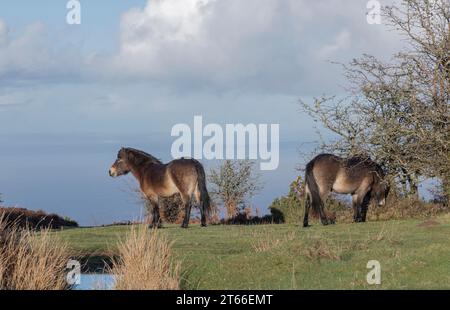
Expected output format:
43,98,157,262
73,274,116,290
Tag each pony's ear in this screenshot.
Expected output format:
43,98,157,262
125,149,134,160
118,147,127,158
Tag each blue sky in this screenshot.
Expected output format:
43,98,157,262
0,0,144,49
0,0,410,225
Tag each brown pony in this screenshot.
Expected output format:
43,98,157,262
109,147,210,228
303,154,389,227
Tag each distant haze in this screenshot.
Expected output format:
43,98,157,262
0,133,303,226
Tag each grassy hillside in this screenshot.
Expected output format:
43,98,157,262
56,214,450,289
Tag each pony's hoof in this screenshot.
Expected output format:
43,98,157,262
181,224,189,229
303,224,311,228
148,225,161,229
201,223,207,227
321,219,330,225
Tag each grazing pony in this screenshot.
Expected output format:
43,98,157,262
109,147,210,228
303,154,389,227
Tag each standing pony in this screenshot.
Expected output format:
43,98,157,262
303,154,389,227
109,147,210,228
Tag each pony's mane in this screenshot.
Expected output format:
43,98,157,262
345,155,374,167
319,153,383,176
125,148,162,164
344,155,385,178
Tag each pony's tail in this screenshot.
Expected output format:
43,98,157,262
305,160,322,217
194,161,211,217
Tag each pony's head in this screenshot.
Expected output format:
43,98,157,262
373,179,390,207
109,148,132,177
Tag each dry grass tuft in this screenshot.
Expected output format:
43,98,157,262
367,222,403,246
0,215,70,290
303,233,343,261
251,229,295,253
251,235,282,253
110,225,180,290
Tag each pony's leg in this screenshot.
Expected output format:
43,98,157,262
353,186,371,223
360,204,368,222
200,206,207,227
360,192,371,222
318,190,331,225
181,195,192,229
319,209,330,225
303,194,311,227
195,187,207,227
352,194,362,222
149,200,162,229
153,200,162,228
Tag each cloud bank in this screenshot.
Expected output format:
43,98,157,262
0,0,403,95
109,0,402,93
0,19,85,83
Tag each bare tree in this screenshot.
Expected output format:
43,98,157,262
300,0,449,202
208,160,262,219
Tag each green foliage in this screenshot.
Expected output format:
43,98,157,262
62,216,79,227
269,176,304,224
209,160,262,219
269,176,350,224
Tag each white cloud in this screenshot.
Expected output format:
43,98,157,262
121,0,209,48
0,18,84,81
0,92,31,110
0,19,8,47
318,29,352,59
109,0,403,94
0,0,404,95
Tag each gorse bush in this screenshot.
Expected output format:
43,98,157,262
0,215,71,290
269,176,305,224
159,194,184,224
333,193,449,223
0,207,78,230
269,176,348,224
368,195,449,221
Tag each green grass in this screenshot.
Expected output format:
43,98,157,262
55,214,450,289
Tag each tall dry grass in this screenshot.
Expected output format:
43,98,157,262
330,196,448,224
0,215,70,290
251,228,296,253
109,225,180,290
